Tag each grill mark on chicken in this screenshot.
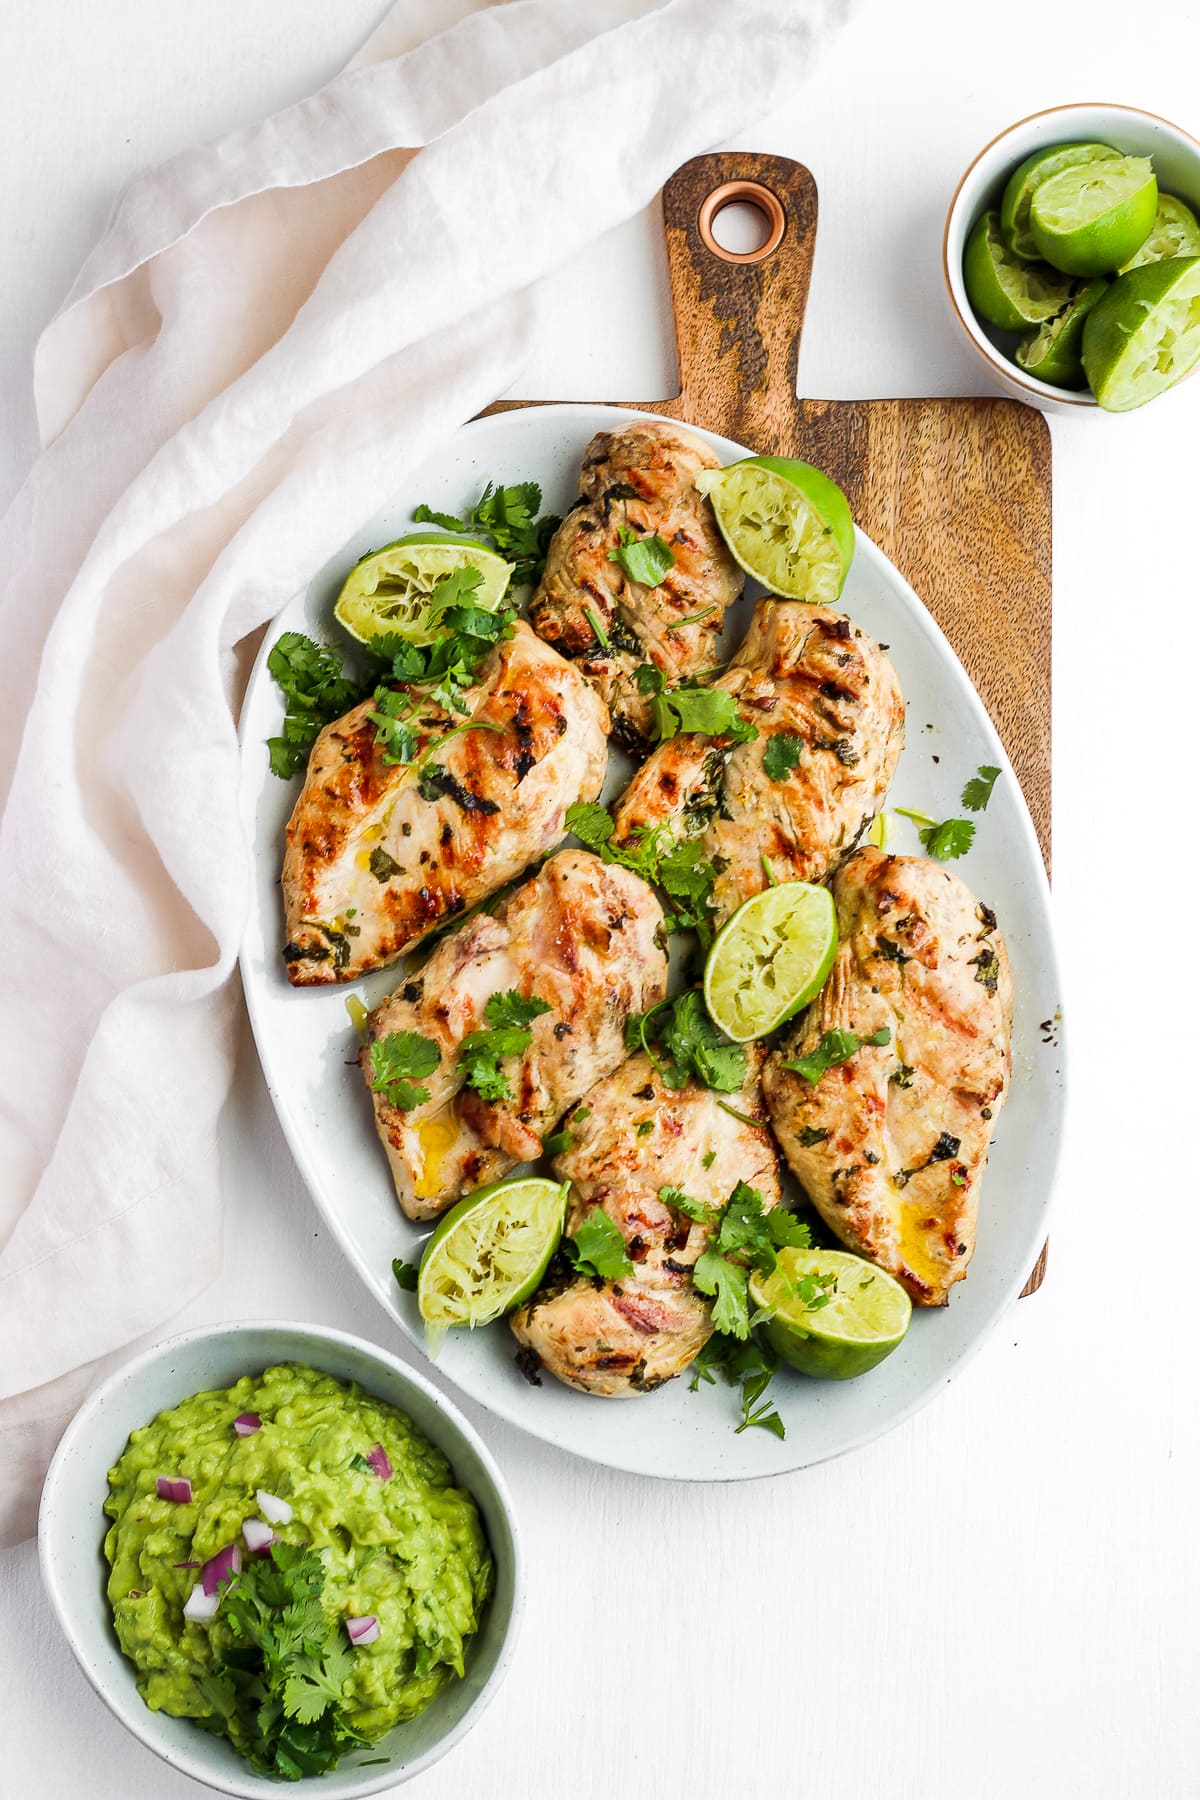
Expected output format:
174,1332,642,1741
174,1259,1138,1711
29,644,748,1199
763,848,1012,1306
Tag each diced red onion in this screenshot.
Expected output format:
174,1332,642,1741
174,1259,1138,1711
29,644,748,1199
242,1517,276,1554
173,1560,201,1570
344,1614,380,1646
183,1582,221,1622
233,1413,262,1437
365,1444,393,1482
255,1488,293,1525
156,1476,193,1504
201,1541,242,1596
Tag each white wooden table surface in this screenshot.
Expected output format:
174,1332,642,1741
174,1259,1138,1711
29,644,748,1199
3,3,1198,1796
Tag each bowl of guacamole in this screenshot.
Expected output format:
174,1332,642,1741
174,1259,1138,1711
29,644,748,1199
39,1323,521,1797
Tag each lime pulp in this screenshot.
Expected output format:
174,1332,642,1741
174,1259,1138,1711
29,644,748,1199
703,880,838,1043
334,533,511,647
750,1247,911,1380
416,1176,568,1343
695,456,854,603
1120,193,1200,271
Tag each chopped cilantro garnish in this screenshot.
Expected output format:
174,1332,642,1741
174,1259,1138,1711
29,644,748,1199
625,990,747,1094
780,1026,891,1086
762,731,804,783
391,1257,419,1292
369,1031,440,1111
894,806,975,860
213,1541,370,1778
583,606,610,650
541,1127,572,1157
564,802,721,946
564,1210,633,1281
458,990,551,1104
266,633,368,779
650,682,758,746
608,527,676,588
961,764,1001,812
412,480,560,587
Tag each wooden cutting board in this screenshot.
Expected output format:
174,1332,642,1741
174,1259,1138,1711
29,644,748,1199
489,150,1051,1296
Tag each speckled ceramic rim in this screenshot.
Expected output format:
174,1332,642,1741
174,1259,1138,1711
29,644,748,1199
37,1320,523,1800
698,178,786,264
942,101,1200,409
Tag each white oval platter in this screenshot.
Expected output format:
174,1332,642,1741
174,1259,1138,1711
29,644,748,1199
238,403,1065,1482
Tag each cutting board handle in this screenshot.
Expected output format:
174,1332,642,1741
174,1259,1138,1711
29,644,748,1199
662,151,817,450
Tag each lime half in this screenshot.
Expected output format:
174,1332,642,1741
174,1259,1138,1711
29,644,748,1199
417,1176,568,1345
1120,193,1200,271
1082,256,1200,411
1030,156,1157,276
962,212,1074,331
695,456,854,602
999,141,1116,260
334,533,511,647
1017,279,1108,388
703,880,837,1043
750,1248,911,1380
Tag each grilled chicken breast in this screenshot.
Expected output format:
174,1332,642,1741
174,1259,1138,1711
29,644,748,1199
763,848,1012,1306
510,1048,780,1395
363,851,667,1220
611,600,904,927
282,622,608,984
529,420,743,747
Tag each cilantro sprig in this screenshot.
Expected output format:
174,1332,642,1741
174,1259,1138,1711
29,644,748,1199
633,663,757,746
894,806,975,861
208,1541,369,1779
564,1210,633,1281
762,731,804,783
266,634,369,779
458,990,551,1104
626,990,747,1095
608,527,676,588
780,1026,890,1086
369,1031,441,1111
962,763,1001,811
564,801,721,945
413,480,561,588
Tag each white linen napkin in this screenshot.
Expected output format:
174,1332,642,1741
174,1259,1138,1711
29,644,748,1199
0,0,847,1541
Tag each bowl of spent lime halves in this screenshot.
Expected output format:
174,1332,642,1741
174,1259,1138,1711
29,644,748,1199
943,102,1200,413
38,1322,522,1799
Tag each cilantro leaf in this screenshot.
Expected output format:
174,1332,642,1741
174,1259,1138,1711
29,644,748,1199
485,990,551,1031
780,1026,890,1086
961,764,1001,812
369,1031,440,1110
366,688,419,766
658,1185,718,1224
564,1211,634,1281
651,683,758,745
564,802,718,939
894,806,975,860
266,633,368,779
457,990,550,1103
626,990,747,1094
608,527,676,588
392,1257,419,1292
735,1365,786,1438
413,480,560,587
762,731,804,783
215,1544,370,1778
564,800,618,856
634,662,666,696
693,1246,751,1337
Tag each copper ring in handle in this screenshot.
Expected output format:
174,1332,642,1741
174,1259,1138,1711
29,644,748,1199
697,179,786,264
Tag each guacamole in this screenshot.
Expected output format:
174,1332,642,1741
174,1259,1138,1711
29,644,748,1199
104,1362,492,1774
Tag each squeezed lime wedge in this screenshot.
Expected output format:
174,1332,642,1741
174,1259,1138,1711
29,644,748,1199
1030,156,1158,276
334,533,511,647
416,1176,568,1346
963,211,1074,331
703,881,837,1043
1082,256,1200,411
750,1247,911,1380
695,456,854,602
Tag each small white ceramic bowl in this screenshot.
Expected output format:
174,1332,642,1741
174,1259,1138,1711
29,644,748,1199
39,1321,522,1799
943,102,1200,413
